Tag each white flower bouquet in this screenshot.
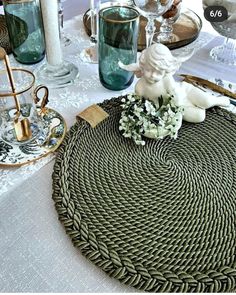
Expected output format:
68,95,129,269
119,94,184,145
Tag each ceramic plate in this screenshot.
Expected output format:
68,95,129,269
212,78,236,102
0,108,67,167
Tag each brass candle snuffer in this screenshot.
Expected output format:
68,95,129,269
0,47,32,141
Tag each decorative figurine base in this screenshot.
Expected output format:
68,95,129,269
35,60,79,88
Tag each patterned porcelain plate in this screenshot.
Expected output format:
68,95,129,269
0,108,67,167
198,77,236,107
212,78,236,106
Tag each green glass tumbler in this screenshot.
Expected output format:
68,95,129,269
99,6,139,91
3,0,45,64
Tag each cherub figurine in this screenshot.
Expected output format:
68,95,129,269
119,43,230,123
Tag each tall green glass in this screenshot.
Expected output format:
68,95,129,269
3,0,45,64
99,6,139,91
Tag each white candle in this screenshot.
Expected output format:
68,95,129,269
40,0,63,66
90,0,94,10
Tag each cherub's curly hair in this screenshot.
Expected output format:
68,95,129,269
139,44,181,75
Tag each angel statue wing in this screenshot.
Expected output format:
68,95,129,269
118,61,143,78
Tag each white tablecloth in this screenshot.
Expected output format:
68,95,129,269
0,3,236,292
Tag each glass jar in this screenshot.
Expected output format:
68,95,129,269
3,0,45,64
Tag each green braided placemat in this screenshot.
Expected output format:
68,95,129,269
52,97,236,293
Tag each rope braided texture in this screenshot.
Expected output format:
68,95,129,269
52,97,236,293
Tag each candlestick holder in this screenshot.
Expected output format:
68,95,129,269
35,60,78,88
34,0,78,88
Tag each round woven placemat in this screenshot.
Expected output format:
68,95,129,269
53,97,236,293
0,15,11,54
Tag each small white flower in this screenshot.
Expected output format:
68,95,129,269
127,94,135,102
123,133,131,138
145,100,156,116
134,104,143,113
135,140,145,146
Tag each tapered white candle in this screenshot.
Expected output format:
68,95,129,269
90,0,94,10
40,0,63,66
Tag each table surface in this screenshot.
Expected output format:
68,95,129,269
0,1,236,293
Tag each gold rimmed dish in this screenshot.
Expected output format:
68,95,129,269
0,107,67,167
